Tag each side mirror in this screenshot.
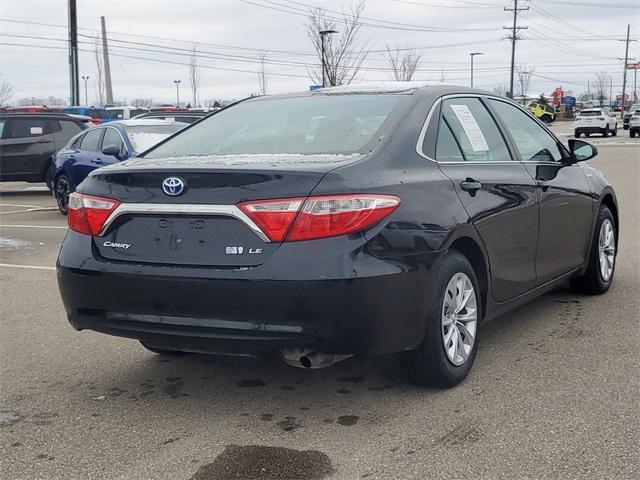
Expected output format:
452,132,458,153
101,144,122,160
568,138,598,163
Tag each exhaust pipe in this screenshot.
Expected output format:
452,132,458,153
280,348,352,369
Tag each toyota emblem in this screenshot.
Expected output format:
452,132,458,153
162,177,185,196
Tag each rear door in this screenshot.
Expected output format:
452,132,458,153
70,127,105,186
0,117,54,180
487,98,593,283
433,96,539,302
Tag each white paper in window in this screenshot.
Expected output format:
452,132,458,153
449,105,489,152
30,126,43,135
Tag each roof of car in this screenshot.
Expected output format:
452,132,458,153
314,81,457,94
106,119,188,127
0,112,91,121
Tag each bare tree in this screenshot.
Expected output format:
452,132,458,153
593,71,608,106
492,85,509,97
94,36,105,105
189,43,202,107
0,75,12,105
258,52,268,95
516,65,534,101
383,45,421,81
306,2,368,87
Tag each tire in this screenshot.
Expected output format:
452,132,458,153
54,174,73,215
602,127,609,137
406,251,481,388
44,166,53,193
139,341,188,356
570,205,616,295
612,124,617,136
574,130,581,138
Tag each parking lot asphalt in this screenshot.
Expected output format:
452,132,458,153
1,143,639,480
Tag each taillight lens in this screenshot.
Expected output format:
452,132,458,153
239,194,400,242
67,193,120,236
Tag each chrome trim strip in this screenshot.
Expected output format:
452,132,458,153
415,93,564,165
98,203,270,242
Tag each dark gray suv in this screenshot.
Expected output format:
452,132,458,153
0,113,93,186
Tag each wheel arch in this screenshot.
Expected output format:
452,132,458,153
600,192,619,245
447,236,489,321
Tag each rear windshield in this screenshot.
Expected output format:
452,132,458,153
125,124,185,152
144,95,400,157
579,110,603,116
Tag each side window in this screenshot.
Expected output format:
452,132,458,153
5,118,48,139
59,120,82,137
0,119,7,139
441,98,512,162
101,128,125,155
489,99,564,162
80,128,104,151
435,118,465,162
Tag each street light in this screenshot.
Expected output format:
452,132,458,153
173,80,181,107
319,30,338,88
81,75,90,106
469,52,484,88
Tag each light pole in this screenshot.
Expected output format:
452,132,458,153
319,30,338,88
81,75,89,105
173,80,181,107
469,52,484,88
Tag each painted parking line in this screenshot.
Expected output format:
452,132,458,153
0,225,67,230
0,207,59,215
0,203,44,208
0,263,56,271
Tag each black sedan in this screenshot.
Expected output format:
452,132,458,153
57,84,618,388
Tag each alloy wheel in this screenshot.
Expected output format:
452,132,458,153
56,176,70,213
598,219,615,282
441,272,478,366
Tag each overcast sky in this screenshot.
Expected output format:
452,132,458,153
1,0,638,105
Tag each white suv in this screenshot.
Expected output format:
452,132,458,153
629,109,640,138
574,108,617,138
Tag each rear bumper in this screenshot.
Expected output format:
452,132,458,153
57,229,439,355
575,126,607,134
58,266,429,355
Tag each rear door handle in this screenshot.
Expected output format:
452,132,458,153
460,179,482,193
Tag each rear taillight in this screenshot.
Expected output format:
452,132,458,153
67,193,120,236
239,194,400,242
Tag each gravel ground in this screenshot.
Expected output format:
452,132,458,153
1,144,638,479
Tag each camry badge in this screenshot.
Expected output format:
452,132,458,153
103,241,131,250
162,177,185,196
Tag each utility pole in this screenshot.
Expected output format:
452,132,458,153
620,24,631,115
504,0,529,99
610,76,613,108
68,0,79,105
81,75,89,105
101,16,114,105
469,52,484,88
319,30,338,88
174,80,181,107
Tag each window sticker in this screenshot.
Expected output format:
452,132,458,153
449,104,489,152
30,126,43,135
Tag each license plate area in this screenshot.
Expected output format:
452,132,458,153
96,215,273,267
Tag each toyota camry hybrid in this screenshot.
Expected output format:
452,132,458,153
57,83,618,388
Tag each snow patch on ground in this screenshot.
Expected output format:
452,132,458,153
0,237,34,251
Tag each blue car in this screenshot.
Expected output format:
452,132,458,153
53,119,186,213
